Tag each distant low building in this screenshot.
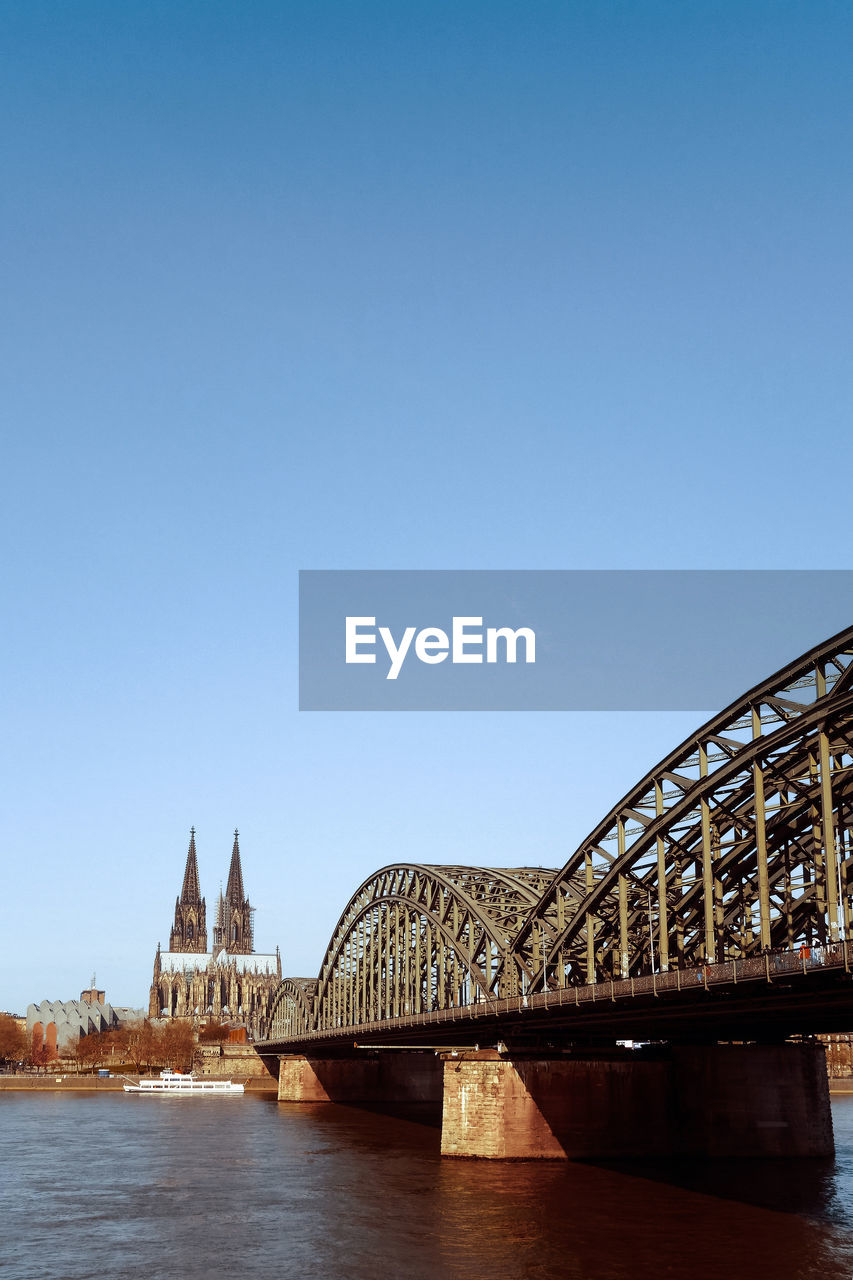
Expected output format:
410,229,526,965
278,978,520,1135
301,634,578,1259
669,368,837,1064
148,829,282,1040
27,990,143,1056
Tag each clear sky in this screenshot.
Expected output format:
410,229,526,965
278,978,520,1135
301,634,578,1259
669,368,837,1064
2,1,852,1012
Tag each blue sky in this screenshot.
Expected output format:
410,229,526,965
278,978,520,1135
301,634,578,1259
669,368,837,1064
2,2,852,1011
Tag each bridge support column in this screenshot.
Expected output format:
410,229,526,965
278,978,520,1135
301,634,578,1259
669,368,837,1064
440,1051,674,1159
440,1044,833,1160
278,1055,377,1102
278,1052,442,1104
672,1043,833,1158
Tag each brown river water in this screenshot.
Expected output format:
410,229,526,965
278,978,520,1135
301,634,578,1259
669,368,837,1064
1,1092,852,1279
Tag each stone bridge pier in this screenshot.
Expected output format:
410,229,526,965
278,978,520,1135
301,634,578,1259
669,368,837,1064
275,1043,833,1160
277,1050,443,1105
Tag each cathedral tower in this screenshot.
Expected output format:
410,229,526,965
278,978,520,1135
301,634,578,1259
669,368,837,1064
213,829,254,953
168,828,208,953
151,827,280,1036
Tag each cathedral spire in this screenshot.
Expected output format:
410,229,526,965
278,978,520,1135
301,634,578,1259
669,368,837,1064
169,827,208,954
214,828,253,954
225,829,245,905
181,827,202,904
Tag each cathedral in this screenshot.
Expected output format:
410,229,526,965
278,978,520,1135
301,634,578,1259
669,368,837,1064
149,828,282,1040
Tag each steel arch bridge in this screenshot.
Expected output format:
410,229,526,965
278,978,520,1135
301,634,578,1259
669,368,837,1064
269,865,556,1039
265,625,853,1042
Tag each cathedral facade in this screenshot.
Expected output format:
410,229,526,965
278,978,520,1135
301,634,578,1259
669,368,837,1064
149,829,281,1041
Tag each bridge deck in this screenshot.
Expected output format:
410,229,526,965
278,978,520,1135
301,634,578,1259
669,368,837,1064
258,942,853,1055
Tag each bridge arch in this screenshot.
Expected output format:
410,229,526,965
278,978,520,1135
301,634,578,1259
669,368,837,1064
312,864,556,1032
268,978,318,1040
506,625,853,991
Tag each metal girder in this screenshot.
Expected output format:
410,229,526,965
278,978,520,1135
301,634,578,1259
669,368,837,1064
307,864,556,1032
504,626,853,990
268,978,318,1040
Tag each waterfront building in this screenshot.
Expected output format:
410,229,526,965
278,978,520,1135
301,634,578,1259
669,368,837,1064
27,990,143,1055
148,829,281,1040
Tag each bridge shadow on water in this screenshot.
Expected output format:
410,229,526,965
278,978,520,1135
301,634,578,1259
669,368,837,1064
585,1092,853,1222
289,1094,846,1220
325,1099,443,1131
264,1093,853,1278
288,1096,853,1280
583,1153,838,1219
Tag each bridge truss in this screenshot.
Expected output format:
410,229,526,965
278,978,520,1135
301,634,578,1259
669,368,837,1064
504,624,853,993
267,978,318,1041
269,865,555,1037
265,626,853,1040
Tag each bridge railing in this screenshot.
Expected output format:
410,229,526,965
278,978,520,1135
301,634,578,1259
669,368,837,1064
259,940,850,1048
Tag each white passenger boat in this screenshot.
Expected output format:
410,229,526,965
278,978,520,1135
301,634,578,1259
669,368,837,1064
122,1069,244,1095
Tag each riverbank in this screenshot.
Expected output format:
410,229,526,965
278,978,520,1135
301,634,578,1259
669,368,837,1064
0,1074,277,1093
5,1072,848,1097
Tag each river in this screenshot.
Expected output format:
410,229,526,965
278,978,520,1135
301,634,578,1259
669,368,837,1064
1,1092,852,1279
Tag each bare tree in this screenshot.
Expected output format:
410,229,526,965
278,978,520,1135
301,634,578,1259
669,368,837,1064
198,1019,230,1044
0,1014,26,1068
